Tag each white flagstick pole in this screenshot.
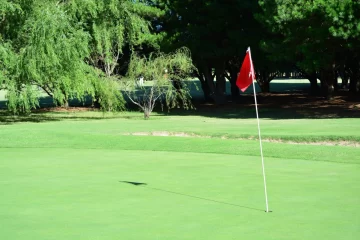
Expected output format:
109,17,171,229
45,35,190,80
248,48,270,213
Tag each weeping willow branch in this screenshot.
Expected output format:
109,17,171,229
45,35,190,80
122,48,196,119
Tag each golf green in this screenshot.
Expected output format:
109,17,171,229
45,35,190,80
1,147,359,240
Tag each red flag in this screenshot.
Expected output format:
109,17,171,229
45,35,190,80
236,47,255,92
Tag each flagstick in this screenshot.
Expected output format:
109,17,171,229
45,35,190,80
239,47,270,213
251,80,270,213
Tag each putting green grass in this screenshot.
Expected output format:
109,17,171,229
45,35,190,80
1,148,359,240
1,113,360,239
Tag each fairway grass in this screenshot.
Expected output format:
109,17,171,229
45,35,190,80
1,113,360,239
1,111,360,143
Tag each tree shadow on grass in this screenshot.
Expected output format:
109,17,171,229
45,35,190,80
153,92,360,120
120,181,264,212
0,112,60,125
157,80,360,120
0,111,116,125
1,80,359,122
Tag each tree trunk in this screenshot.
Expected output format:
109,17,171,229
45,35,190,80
196,71,212,102
349,74,360,94
349,62,360,94
60,88,69,108
92,96,101,108
228,69,240,100
307,71,319,95
341,76,349,89
256,70,271,93
144,108,151,119
333,72,339,92
62,100,69,108
256,69,279,93
338,65,349,89
172,80,183,91
201,64,216,101
320,66,336,100
259,81,270,93
214,62,227,104
198,61,229,104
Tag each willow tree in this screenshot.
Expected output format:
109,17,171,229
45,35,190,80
18,3,93,107
0,41,39,114
66,0,164,77
1,0,126,113
0,0,40,113
0,0,23,40
123,48,195,119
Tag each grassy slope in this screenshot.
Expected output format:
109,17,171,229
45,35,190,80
0,113,360,165
1,111,360,143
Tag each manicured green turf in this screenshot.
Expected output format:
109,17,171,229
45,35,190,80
0,112,359,239
2,110,360,142
1,148,359,240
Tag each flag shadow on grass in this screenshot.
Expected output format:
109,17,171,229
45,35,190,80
120,181,264,212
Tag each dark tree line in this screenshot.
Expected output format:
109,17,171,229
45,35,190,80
159,0,360,101
1,0,359,113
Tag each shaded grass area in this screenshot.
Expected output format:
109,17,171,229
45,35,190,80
1,79,359,120
1,110,360,143
0,110,115,124
1,148,359,240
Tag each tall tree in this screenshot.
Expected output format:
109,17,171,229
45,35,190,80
1,0,165,113
259,0,360,98
160,0,263,103
0,0,40,113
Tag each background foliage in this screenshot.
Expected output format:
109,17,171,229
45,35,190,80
1,0,359,113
